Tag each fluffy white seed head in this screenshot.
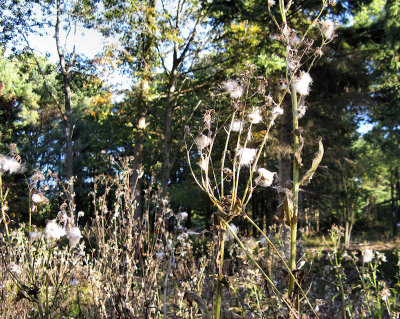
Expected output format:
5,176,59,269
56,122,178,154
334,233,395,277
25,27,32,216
224,80,243,99
198,156,209,171
195,134,211,150
32,191,49,205
44,220,66,241
57,210,69,226
248,108,262,124
321,19,335,39
282,25,290,37
237,148,257,166
67,227,82,248
271,105,284,125
292,72,313,95
0,156,24,174
231,120,244,132
363,247,374,263
255,168,276,187
381,288,391,301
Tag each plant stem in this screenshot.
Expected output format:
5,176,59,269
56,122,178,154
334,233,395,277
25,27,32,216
334,252,347,319
245,215,319,317
221,112,236,198
0,174,10,242
289,86,300,297
163,250,175,318
221,219,302,319
215,225,226,319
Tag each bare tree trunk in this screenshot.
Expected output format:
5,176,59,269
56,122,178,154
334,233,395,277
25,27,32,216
160,68,178,203
131,108,146,219
132,0,156,219
132,71,151,219
56,0,75,222
159,8,201,204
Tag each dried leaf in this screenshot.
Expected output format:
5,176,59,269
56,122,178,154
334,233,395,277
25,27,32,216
280,188,294,226
294,129,304,167
300,137,324,186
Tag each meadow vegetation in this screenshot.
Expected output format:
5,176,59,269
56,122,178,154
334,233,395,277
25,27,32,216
1,0,400,318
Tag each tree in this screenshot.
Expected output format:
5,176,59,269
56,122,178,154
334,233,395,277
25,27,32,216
1,0,98,222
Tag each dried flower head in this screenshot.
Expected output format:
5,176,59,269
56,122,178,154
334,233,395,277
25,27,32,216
67,227,82,248
287,58,299,71
362,247,374,263
271,105,284,119
237,147,257,166
248,107,262,124
292,72,312,95
0,155,24,174
177,211,188,220
224,80,243,99
255,168,276,187
156,252,164,260
203,109,215,129
265,94,274,106
231,119,244,132
32,190,49,205
282,24,290,37
44,220,66,241
289,33,301,47
315,47,324,57
223,167,233,181
195,134,211,150
198,155,208,171
9,143,17,152
60,202,68,212
320,19,335,39
380,287,391,301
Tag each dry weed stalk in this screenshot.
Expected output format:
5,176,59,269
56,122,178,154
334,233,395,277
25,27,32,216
185,0,337,316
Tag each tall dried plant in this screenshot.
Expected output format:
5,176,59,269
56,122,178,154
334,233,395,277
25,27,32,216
186,0,336,316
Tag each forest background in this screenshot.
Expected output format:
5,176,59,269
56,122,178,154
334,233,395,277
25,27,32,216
0,0,400,246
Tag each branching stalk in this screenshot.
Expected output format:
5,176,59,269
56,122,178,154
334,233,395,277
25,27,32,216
289,85,300,297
